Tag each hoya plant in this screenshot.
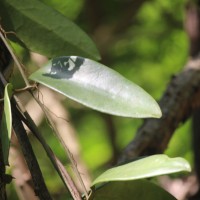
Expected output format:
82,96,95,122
0,0,190,199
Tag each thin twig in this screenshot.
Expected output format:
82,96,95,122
14,94,82,200
0,73,52,199
0,31,30,86
14,101,82,200
11,102,52,200
30,91,89,199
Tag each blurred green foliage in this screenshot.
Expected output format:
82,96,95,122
40,0,83,20
7,0,192,199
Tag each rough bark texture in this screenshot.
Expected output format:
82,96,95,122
119,60,200,163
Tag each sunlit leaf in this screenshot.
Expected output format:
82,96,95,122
0,0,100,60
92,154,191,186
91,180,176,200
29,56,161,118
0,83,13,165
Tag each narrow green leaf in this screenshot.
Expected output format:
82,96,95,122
0,83,13,165
91,180,176,200
29,56,162,118
0,0,100,60
92,155,191,186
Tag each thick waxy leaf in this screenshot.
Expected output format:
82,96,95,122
29,56,162,118
92,155,191,186
0,0,100,60
0,83,13,165
91,180,176,200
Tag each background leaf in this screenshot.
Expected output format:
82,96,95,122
29,56,161,118
0,0,100,60
0,83,13,165
92,180,176,200
92,154,191,186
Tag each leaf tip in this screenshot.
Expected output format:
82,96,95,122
151,104,162,118
176,157,191,173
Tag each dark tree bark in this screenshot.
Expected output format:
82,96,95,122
0,37,12,200
119,62,200,163
11,103,52,200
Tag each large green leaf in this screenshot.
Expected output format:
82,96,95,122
29,56,162,118
92,154,191,186
0,0,100,60
40,0,83,20
0,83,13,165
91,180,176,200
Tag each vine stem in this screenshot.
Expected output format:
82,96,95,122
31,92,89,199
0,31,30,86
13,95,82,200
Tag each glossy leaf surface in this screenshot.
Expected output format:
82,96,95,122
92,180,176,200
0,83,13,165
92,154,191,185
29,56,162,118
0,0,100,60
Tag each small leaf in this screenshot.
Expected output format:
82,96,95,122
29,56,162,118
0,83,13,165
0,0,100,60
92,154,191,186
91,180,176,200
